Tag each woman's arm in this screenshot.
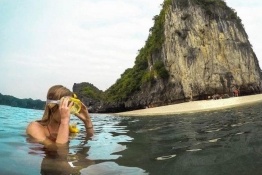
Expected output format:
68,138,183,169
56,97,72,144
75,103,94,137
83,112,94,137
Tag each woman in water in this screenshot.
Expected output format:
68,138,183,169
26,85,94,148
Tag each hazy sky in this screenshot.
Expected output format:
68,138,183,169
0,0,261,100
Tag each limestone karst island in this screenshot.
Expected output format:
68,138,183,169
1,0,261,113
71,0,262,114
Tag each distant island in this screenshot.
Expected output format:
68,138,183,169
0,93,45,110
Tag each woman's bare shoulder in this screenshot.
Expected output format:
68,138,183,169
26,121,45,137
27,121,43,130
27,121,55,147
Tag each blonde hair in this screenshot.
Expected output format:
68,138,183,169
38,85,74,125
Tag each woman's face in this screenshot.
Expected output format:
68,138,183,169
53,110,61,123
50,105,61,123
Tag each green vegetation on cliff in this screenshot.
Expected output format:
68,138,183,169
104,0,244,103
104,0,171,102
77,83,104,100
76,0,246,104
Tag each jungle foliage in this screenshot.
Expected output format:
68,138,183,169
0,93,45,110
104,0,171,102
78,83,104,100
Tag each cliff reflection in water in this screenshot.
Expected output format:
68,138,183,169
27,101,262,175
115,101,262,175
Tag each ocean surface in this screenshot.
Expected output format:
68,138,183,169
1,101,262,175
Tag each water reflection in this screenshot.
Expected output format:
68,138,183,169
40,135,95,174
11,101,262,175
27,114,148,174
85,114,133,160
114,102,262,175
80,162,148,175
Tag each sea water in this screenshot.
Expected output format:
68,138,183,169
1,101,262,175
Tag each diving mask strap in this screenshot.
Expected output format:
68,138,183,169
46,99,60,104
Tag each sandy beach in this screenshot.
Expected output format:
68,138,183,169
116,94,262,116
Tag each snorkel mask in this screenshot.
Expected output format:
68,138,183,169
46,95,82,114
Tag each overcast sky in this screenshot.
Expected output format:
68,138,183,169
0,0,261,100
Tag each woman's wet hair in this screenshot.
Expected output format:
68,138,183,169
38,85,74,125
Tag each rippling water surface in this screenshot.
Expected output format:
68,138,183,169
1,102,262,175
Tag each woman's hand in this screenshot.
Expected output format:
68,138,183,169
59,97,73,124
75,103,94,136
56,97,73,144
74,103,90,121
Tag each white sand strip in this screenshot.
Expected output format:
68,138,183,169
116,94,262,116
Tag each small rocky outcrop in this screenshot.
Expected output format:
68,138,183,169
72,83,103,113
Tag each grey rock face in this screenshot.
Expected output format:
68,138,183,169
163,4,261,99
123,2,261,110
74,1,262,113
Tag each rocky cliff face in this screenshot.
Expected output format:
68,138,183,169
74,0,262,113
122,0,262,110
163,1,261,99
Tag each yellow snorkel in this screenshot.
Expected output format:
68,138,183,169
69,123,79,133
